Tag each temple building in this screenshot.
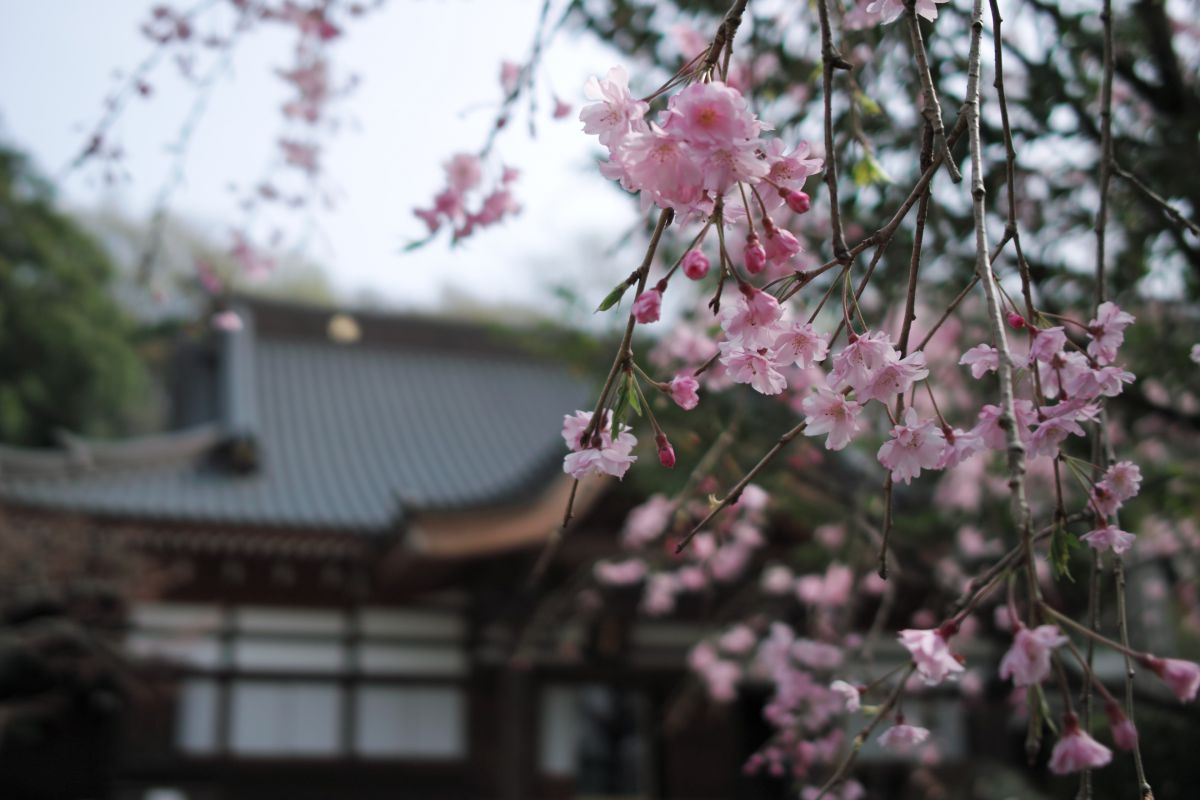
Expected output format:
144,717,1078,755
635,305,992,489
0,297,751,800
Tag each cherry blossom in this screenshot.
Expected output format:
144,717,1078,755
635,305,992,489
829,680,861,712
898,626,963,685
773,321,830,369
669,374,701,410
580,65,648,147
856,351,929,404
1105,702,1139,751
719,286,784,347
1099,460,1142,502
877,720,931,754
1086,302,1135,364
998,624,1068,687
800,387,864,451
829,330,899,395
958,344,1000,379
720,341,787,395
1143,656,1200,702
878,408,947,485
561,410,638,480
1080,524,1136,555
1048,714,1112,774
594,558,647,585
866,0,949,25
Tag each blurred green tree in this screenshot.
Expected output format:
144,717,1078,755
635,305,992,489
0,148,147,446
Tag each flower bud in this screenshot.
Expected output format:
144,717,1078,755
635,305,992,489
1105,702,1138,750
655,432,676,468
1006,311,1026,329
783,190,811,214
681,249,711,280
744,234,767,275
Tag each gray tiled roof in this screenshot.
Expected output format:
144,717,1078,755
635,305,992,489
0,299,589,532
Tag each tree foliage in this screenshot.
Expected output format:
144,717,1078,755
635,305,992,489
0,148,147,446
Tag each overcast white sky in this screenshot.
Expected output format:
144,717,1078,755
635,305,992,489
0,0,640,311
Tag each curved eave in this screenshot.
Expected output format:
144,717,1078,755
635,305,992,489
0,423,222,479
399,474,607,559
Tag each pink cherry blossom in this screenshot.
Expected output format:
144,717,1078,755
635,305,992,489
1099,460,1142,502
641,572,678,615
211,310,243,332
763,139,823,190
958,344,1000,379
594,558,646,585
773,321,830,369
763,226,802,265
1144,656,1200,702
1106,702,1139,751
720,342,787,395
866,0,948,24
800,387,864,451
580,65,648,147
1089,482,1123,518
1087,301,1135,364
621,494,673,547
1080,524,1136,555
444,153,483,193
856,351,929,404
1062,363,1134,400
719,286,784,347
877,721,931,754
669,374,701,410
664,81,761,144
998,624,1068,687
829,330,899,394
898,627,963,685
830,680,861,712
552,97,572,119
633,288,662,323
972,399,1037,451
878,408,946,485
761,565,795,594
561,410,638,480
936,426,986,470
1026,326,1068,367
1048,714,1112,774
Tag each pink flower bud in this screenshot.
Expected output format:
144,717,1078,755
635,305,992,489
1006,311,1026,329
1105,702,1138,751
632,289,662,324
1144,656,1200,702
744,234,767,275
656,433,676,468
681,249,711,280
783,190,811,214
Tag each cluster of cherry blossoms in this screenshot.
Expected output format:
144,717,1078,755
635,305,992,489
583,66,820,223
543,6,1200,790
592,484,770,616
411,153,521,243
